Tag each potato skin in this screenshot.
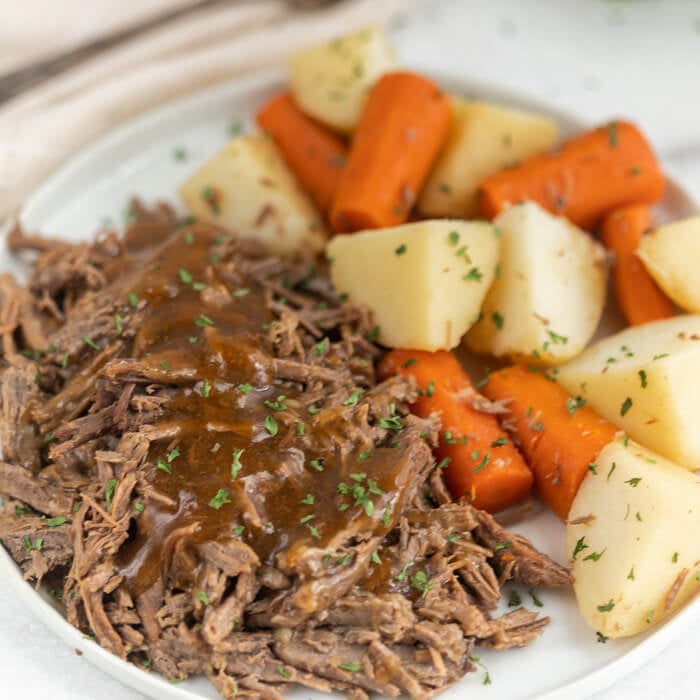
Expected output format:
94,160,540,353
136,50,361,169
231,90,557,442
179,134,327,257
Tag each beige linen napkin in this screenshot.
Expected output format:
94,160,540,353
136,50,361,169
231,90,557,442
0,0,406,220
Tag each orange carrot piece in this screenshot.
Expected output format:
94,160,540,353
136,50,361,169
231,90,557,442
601,204,675,326
257,92,347,213
477,121,665,228
330,72,452,233
378,350,533,514
481,365,618,521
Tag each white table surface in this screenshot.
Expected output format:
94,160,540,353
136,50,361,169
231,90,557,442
1,1,699,698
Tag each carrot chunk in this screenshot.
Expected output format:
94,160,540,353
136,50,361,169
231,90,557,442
477,121,665,228
257,92,347,213
601,204,675,326
330,72,452,233
379,350,533,513
482,365,618,521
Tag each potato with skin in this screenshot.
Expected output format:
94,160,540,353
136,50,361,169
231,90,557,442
556,314,700,469
179,134,327,257
567,436,700,638
419,99,558,219
289,24,397,133
637,215,700,312
327,220,500,351
464,201,608,364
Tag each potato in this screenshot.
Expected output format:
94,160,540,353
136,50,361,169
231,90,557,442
326,220,500,350
464,202,607,364
637,215,700,312
179,134,327,256
567,436,700,638
418,99,558,218
556,315,700,469
289,24,397,133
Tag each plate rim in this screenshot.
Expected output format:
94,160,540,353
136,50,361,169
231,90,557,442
3,65,699,700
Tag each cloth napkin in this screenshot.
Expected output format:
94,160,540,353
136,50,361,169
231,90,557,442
0,0,406,221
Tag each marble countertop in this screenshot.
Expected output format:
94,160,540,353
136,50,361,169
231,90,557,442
1,1,699,698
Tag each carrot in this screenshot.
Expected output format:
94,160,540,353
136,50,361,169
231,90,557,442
477,121,665,228
378,350,533,513
330,72,452,233
601,204,675,326
481,365,618,521
257,92,347,213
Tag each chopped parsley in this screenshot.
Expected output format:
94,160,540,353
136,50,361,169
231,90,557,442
128,292,139,308
45,517,67,528
463,267,483,282
338,663,363,673
237,383,253,394
197,590,210,606
209,488,231,510
607,121,619,148
473,451,491,473
620,397,633,416
114,314,124,336
300,494,315,505
566,396,586,415
448,231,460,246
342,390,363,406
82,336,100,351
638,370,648,388
195,313,215,327
264,395,287,411
199,379,212,398
491,436,507,447
264,415,279,437
597,599,615,612
528,588,544,607
491,312,504,330
508,590,522,607
105,479,117,512
310,459,324,472
410,570,434,599
231,448,244,478
573,536,589,560
313,338,329,356
625,477,642,487
395,243,407,256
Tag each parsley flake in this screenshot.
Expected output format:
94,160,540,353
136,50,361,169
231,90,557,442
209,489,231,510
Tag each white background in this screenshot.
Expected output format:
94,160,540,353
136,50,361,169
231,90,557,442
1,1,699,698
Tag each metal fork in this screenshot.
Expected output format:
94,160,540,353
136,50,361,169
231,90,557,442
0,0,342,105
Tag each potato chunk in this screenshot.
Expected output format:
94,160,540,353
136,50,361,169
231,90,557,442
556,315,700,469
637,215,700,312
419,99,558,218
289,24,397,133
567,436,700,638
326,220,500,350
464,202,607,364
179,134,327,256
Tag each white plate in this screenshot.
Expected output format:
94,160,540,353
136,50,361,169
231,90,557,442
2,67,699,700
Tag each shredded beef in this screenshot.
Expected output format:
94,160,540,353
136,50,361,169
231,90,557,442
0,203,572,699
